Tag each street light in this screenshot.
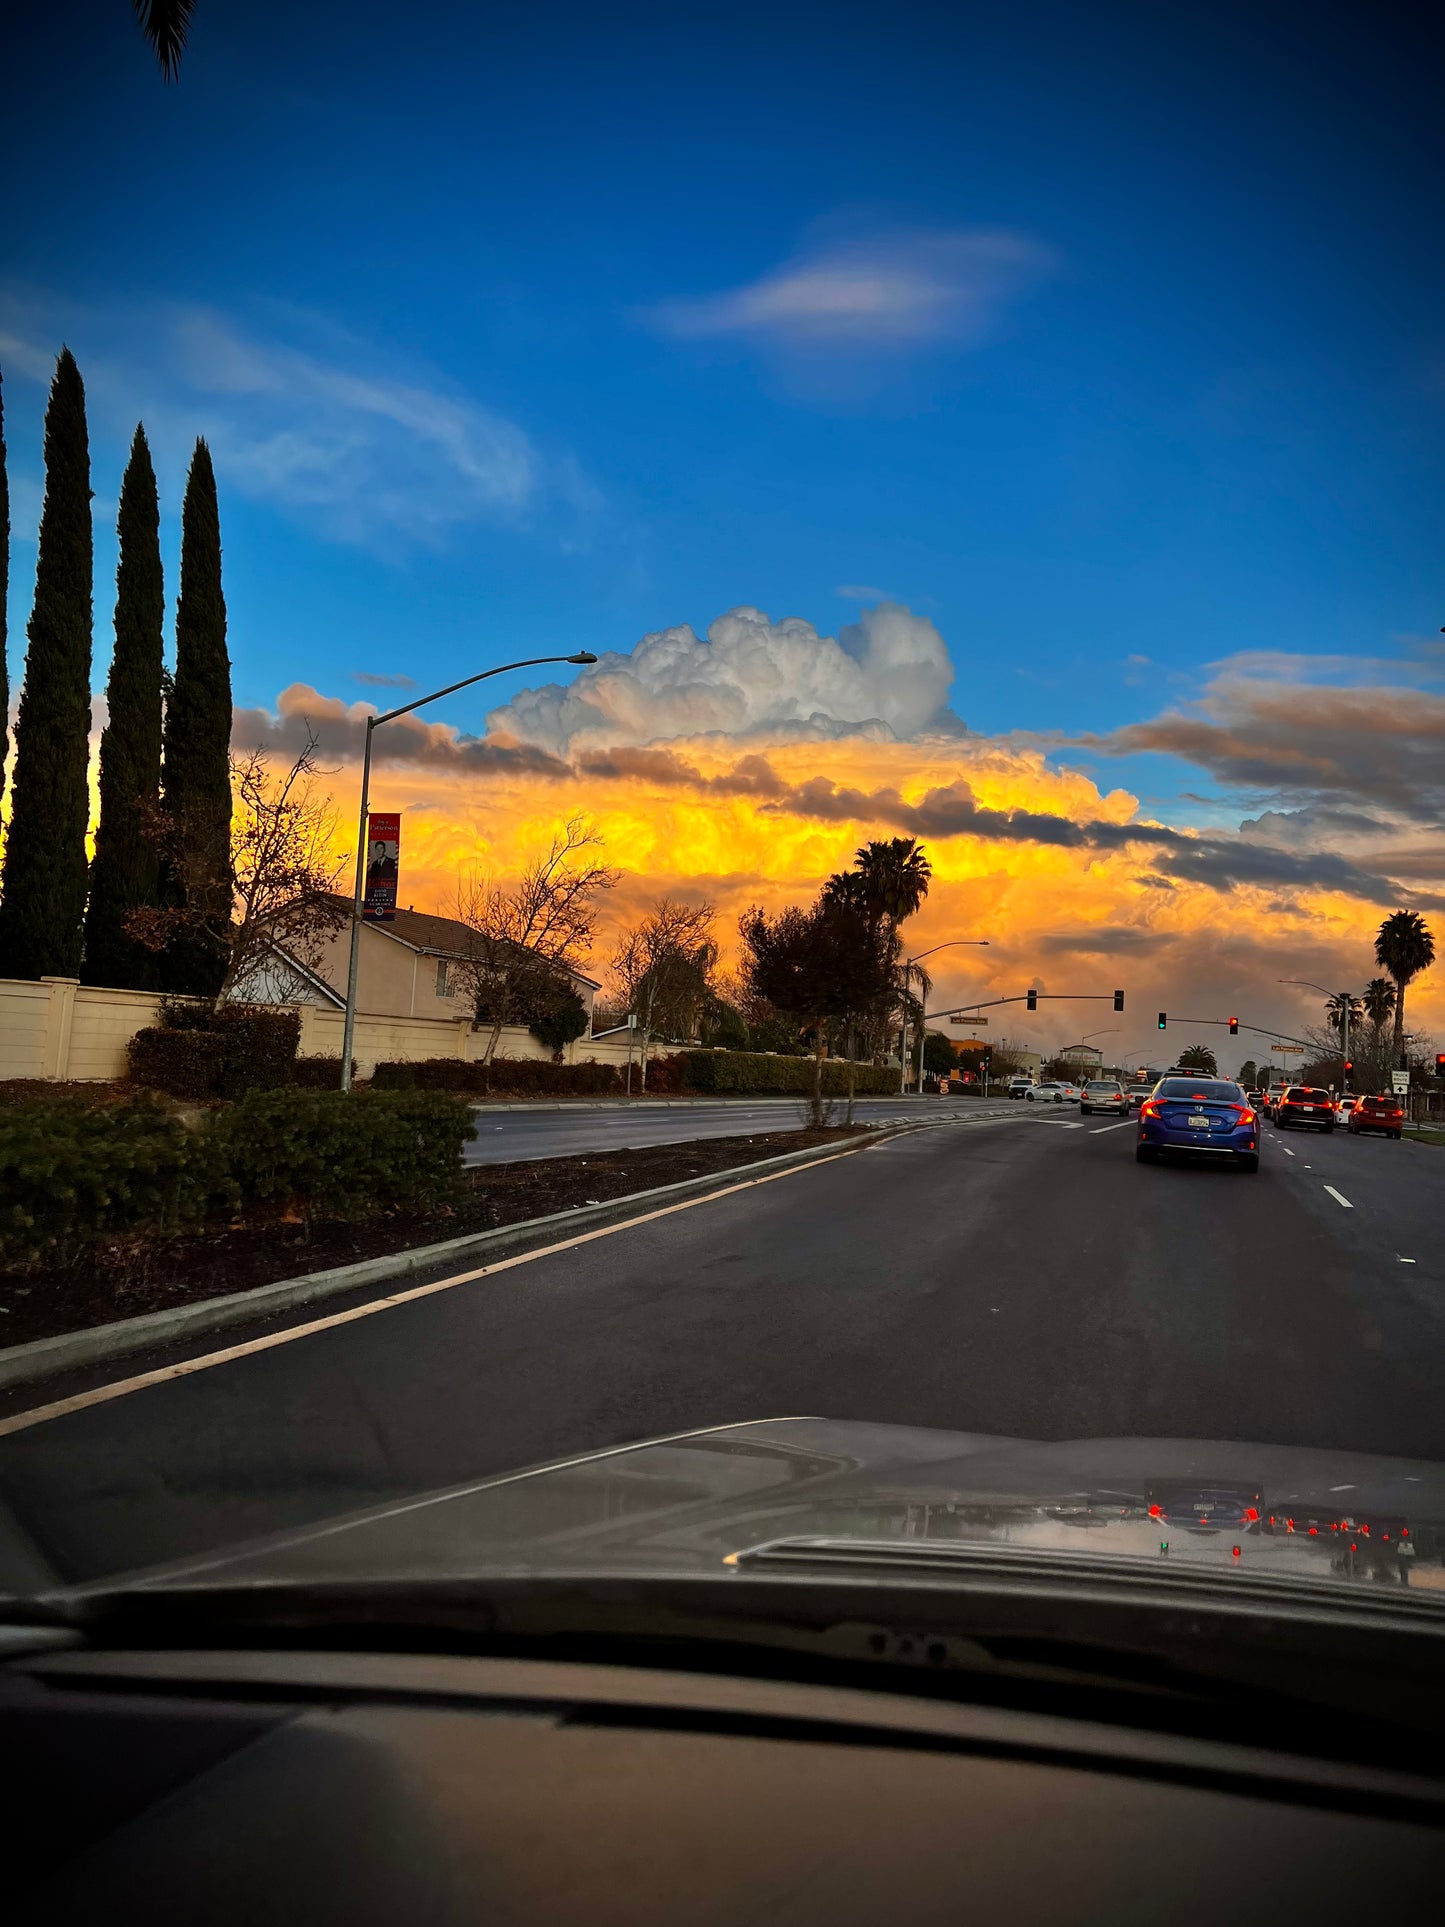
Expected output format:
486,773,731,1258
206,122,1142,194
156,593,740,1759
1278,978,1354,1093
900,940,991,1094
1074,1026,1120,1072
339,651,598,1090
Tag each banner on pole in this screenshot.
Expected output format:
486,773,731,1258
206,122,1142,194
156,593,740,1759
364,812,401,921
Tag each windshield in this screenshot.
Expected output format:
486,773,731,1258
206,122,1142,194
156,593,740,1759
0,4,1441,1646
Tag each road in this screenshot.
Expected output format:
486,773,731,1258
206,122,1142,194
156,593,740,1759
463,1095,1017,1164
3,1106,1443,1586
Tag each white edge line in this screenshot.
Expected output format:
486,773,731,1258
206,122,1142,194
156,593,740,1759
1323,1184,1353,1209
0,1144,873,1441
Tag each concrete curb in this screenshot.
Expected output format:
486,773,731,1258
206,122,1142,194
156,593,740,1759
0,1118,960,1394
464,1095,982,1113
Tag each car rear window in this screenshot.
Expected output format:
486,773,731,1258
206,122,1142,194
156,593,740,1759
1287,1089,1330,1101
1361,1094,1398,1108
1155,1079,1243,1101
1085,1081,1120,1092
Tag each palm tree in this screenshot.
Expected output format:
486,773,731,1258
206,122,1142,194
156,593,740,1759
851,837,932,933
1374,911,1436,1066
135,0,195,80
1324,991,1363,1039
1362,976,1397,1031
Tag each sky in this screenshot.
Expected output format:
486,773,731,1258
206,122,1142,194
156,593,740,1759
1,0,1442,1066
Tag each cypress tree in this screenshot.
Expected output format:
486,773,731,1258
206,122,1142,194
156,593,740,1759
82,426,165,988
1,367,9,815
0,350,93,981
160,438,232,996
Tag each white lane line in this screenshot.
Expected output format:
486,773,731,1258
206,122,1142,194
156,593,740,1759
1323,1184,1353,1209
1398,1256,1417,1265
1062,1122,1086,1130
1280,1146,1296,1157
1090,1122,1131,1134
0,1140,876,1441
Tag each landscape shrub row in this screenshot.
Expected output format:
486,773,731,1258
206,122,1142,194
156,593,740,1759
674,1050,899,1096
0,1089,473,1270
126,1004,303,1099
372,1057,623,1095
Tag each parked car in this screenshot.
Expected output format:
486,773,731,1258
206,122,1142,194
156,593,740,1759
1136,1076,1260,1172
1348,1092,1406,1139
1007,1076,1036,1099
1080,1079,1130,1116
1275,1086,1335,1132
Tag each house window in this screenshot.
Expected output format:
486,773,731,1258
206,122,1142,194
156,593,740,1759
435,959,455,998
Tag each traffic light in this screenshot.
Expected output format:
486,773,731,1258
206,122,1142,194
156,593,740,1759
1026,988,1038,1011
1113,990,1125,1012
1436,1053,1445,1079
1343,1060,1353,1076
1229,1017,1238,1035
1157,1012,1167,1030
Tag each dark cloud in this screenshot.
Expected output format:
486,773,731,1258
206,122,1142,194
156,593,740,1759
352,671,418,688
231,685,571,780
1084,681,1445,822
1035,928,1169,956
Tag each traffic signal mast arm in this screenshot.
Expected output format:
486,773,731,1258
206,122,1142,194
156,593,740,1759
1168,1016,1312,1050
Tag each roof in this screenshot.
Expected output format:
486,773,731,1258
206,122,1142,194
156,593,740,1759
327,895,601,988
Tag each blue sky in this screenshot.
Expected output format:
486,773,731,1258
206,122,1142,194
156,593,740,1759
2,0,1442,829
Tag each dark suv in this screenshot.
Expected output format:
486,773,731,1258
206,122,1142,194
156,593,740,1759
1275,1086,1335,1132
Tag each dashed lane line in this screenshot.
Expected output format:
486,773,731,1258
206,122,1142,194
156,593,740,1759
1089,1122,1132,1134
1323,1184,1353,1209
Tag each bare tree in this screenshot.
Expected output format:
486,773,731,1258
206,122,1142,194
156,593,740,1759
127,728,349,1005
455,813,617,1063
608,896,718,1088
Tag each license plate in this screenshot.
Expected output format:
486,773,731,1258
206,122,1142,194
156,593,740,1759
1187,1114,1210,1128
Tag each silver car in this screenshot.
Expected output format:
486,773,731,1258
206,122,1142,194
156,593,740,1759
1080,1079,1130,1116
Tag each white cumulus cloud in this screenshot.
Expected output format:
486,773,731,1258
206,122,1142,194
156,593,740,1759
485,603,957,755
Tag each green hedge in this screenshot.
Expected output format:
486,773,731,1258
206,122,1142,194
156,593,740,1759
212,1089,473,1221
372,1057,623,1096
291,1055,357,1089
0,1089,474,1270
676,1050,898,1095
0,1095,213,1268
128,1004,302,1099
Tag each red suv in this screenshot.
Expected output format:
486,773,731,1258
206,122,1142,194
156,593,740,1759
1348,1093,1406,1140
1274,1086,1335,1132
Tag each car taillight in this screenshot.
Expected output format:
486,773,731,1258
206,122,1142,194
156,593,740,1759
1140,1100,1162,1119
1232,1105,1256,1125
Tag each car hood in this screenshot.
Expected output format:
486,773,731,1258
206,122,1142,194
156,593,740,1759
42,1420,1445,1603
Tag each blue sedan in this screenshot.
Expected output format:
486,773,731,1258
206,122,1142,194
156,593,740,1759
1135,1076,1260,1173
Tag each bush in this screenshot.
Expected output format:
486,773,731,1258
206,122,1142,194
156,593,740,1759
676,1049,897,1096
212,1088,473,1222
371,1056,623,1097
0,1095,214,1268
129,1003,301,1099
127,1026,227,1101
291,1055,357,1089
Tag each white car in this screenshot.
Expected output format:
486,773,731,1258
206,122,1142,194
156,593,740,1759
1079,1079,1130,1116
1007,1077,1036,1100
1026,1081,1075,1104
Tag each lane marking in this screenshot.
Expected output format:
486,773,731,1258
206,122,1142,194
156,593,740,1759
0,1142,878,1442
1089,1122,1131,1134
1281,1146,1296,1157
1323,1184,1353,1209
1062,1122,1086,1131
1398,1256,1417,1265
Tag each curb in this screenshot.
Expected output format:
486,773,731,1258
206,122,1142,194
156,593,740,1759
464,1095,979,1113
0,1118,961,1395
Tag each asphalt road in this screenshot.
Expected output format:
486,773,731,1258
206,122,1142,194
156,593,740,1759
3,1107,1443,1586
463,1095,1017,1164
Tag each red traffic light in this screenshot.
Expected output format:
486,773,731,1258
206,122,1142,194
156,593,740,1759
1228,1017,1238,1035
1436,1053,1445,1077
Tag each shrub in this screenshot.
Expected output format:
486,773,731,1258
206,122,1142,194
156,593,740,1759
212,1088,473,1222
129,1002,301,1099
291,1055,357,1089
371,1056,623,1097
676,1049,897,1096
127,1026,227,1101
0,1095,214,1268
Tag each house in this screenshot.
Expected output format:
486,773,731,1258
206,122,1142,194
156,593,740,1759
242,900,601,1028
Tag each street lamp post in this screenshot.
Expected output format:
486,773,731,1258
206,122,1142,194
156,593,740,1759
1278,978,1353,1093
900,940,991,1094
1075,1026,1120,1076
339,651,597,1092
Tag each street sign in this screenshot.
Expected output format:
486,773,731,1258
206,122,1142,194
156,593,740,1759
1392,1070,1411,1094
949,1014,987,1025
1271,1043,1304,1054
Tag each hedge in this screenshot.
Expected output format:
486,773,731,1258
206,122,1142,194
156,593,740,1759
291,1055,357,1089
372,1057,623,1096
0,1095,213,1268
675,1050,898,1096
0,1089,474,1270
128,1004,302,1099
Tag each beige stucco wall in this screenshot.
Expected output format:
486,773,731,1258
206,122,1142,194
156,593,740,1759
304,921,598,1025
0,976,636,1083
